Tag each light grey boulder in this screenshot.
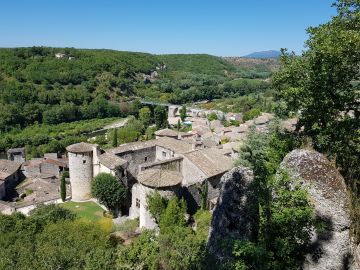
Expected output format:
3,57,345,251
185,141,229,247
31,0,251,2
282,149,353,270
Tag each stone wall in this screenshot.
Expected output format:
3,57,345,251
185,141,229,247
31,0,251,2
116,147,156,179
40,163,60,178
23,163,41,177
155,145,175,160
92,146,101,177
182,174,225,214
139,157,182,173
129,183,141,219
99,163,113,175
4,171,21,193
183,184,202,214
0,201,13,215
181,156,206,186
68,151,93,201
8,153,25,163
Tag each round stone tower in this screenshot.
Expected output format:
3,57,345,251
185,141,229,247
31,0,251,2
66,142,99,201
132,169,183,229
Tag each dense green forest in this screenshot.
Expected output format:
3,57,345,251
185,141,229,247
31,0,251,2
0,47,275,133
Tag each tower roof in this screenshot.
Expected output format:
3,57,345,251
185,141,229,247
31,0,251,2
66,142,96,153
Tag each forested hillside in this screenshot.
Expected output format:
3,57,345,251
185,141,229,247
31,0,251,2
0,47,275,132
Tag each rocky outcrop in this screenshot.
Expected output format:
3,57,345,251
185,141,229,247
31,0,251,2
355,244,360,269
207,167,257,261
281,149,353,270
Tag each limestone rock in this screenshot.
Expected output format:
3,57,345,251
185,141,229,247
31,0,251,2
207,167,257,260
355,244,360,269
281,149,353,270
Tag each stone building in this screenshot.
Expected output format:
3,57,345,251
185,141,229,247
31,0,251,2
131,169,183,228
67,136,234,228
108,136,233,225
0,160,22,200
7,148,26,163
22,153,68,179
66,142,101,201
40,159,67,178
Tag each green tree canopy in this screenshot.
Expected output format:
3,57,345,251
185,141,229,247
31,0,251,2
231,125,313,269
91,173,127,215
139,106,152,127
111,128,118,147
179,105,187,122
272,0,360,243
272,0,359,183
154,105,168,129
0,204,115,270
146,191,169,224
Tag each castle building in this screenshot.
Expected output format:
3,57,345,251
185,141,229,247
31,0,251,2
66,136,234,227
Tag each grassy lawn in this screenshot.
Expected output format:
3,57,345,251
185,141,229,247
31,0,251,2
61,201,109,222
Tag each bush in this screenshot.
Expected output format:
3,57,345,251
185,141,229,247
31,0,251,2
207,112,218,121
242,108,261,121
147,191,169,224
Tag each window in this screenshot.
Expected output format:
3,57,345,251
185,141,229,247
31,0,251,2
136,198,140,208
162,151,166,158
144,156,148,162
83,160,86,164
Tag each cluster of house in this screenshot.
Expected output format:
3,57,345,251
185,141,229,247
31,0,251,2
168,105,297,158
0,148,69,215
0,104,296,229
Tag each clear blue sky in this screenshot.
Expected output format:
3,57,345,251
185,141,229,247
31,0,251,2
0,0,336,56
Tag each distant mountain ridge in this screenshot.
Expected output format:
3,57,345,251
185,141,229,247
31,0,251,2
243,50,281,59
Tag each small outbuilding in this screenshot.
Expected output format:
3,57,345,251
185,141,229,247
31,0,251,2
7,148,26,163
